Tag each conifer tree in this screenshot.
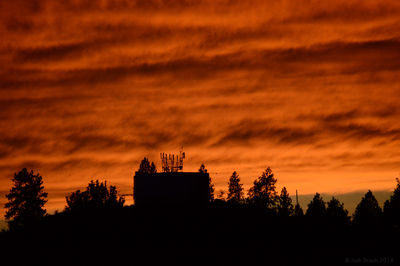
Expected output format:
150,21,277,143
248,167,277,208
227,171,244,202
277,187,294,216
306,193,326,218
353,190,382,227
383,178,400,226
5,168,48,229
199,164,214,202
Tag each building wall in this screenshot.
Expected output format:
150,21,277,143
133,172,210,206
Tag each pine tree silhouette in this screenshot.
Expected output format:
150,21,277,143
5,168,48,230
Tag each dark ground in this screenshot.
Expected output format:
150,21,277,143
0,203,398,266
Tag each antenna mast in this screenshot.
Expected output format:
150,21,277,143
160,148,185,172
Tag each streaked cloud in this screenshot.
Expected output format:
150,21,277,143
1,0,400,215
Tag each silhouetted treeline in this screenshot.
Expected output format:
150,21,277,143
1,164,400,265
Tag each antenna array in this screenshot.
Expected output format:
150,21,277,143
160,149,185,172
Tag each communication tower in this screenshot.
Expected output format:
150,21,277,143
160,148,185,172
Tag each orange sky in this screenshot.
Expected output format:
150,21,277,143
1,0,400,216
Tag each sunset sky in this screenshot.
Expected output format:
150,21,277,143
1,0,400,216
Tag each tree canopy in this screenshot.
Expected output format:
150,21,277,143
65,180,125,211
306,193,326,219
248,167,277,208
198,163,207,173
199,164,214,202
353,190,382,227
294,203,304,217
5,168,48,229
227,171,244,202
326,197,350,225
383,178,400,226
277,187,294,216
138,157,157,174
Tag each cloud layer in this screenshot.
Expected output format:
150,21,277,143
1,0,400,214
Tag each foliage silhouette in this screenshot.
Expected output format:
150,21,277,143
306,193,327,219
216,189,226,200
277,187,294,216
383,178,400,228
353,190,382,228
199,163,214,202
1,167,400,265
227,171,244,203
248,167,277,208
4,168,47,230
198,163,207,173
65,180,125,211
138,157,157,174
326,197,350,226
294,202,304,217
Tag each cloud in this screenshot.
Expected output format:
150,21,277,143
15,41,97,62
2,37,400,92
212,119,317,147
1,0,400,214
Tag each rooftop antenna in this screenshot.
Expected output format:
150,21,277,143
160,147,185,172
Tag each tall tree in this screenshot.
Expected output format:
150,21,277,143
294,203,304,217
326,197,350,225
353,190,382,227
277,187,294,216
66,180,125,211
248,167,277,208
150,162,157,173
138,157,157,174
306,193,326,218
227,171,244,202
199,164,214,202
383,178,400,226
5,168,48,229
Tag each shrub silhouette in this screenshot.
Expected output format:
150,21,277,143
65,180,125,211
4,168,48,230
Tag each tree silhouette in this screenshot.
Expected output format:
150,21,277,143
248,167,277,208
353,190,382,228
150,162,156,173
138,157,157,174
199,164,214,202
227,171,243,203
326,197,350,225
277,187,294,216
198,163,207,173
306,193,326,219
66,180,125,211
383,178,400,227
294,203,304,217
216,189,226,201
5,168,48,229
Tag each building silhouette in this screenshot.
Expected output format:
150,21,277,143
133,172,210,206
